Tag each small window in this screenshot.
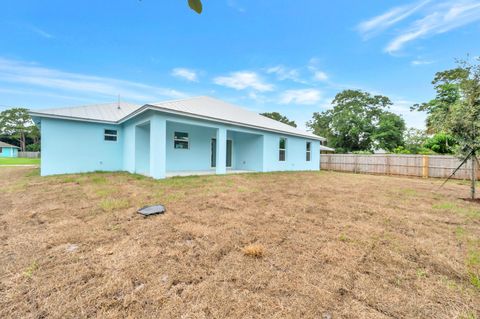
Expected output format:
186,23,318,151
306,142,311,161
174,132,189,149
104,129,117,141
279,137,286,161
0,147,2,153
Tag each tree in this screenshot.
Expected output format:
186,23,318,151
307,90,405,153
260,112,297,127
423,133,456,154
372,111,406,152
413,58,480,198
401,128,429,154
0,108,34,151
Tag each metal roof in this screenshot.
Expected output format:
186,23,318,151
30,96,324,140
320,145,335,151
30,102,141,123
0,141,20,148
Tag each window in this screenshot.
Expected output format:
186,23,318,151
0,147,2,153
104,129,117,141
306,142,311,161
174,132,189,149
279,137,286,161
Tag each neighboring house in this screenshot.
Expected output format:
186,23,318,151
0,141,20,158
320,145,335,154
30,96,324,179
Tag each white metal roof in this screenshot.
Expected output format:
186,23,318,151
0,141,20,148
30,96,324,140
320,145,335,151
30,102,141,123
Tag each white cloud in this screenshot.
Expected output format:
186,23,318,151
266,65,304,83
30,26,53,39
213,71,273,92
358,0,480,53
171,68,198,82
312,70,328,81
390,99,427,129
357,0,430,38
279,89,322,105
411,59,435,65
227,0,246,13
0,57,186,102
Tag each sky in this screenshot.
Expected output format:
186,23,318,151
1,0,480,130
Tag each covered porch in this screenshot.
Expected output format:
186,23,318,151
132,114,264,179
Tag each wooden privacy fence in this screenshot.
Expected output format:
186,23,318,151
320,154,479,180
18,151,41,158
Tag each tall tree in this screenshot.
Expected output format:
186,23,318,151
260,112,297,127
413,58,480,198
307,90,405,153
372,111,406,152
0,108,34,151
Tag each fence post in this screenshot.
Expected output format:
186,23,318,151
386,155,391,175
354,155,358,174
422,155,429,178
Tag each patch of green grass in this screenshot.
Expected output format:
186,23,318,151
399,188,417,196
455,226,466,239
339,234,350,242
90,175,107,184
23,260,38,278
469,272,480,290
416,268,428,278
99,198,130,212
95,188,114,197
0,158,40,165
432,202,480,219
459,311,478,319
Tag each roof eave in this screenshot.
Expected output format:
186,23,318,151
118,104,325,141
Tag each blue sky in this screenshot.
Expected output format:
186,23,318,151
1,0,480,130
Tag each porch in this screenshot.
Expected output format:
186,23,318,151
132,114,264,179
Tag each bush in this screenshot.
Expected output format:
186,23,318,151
26,143,40,152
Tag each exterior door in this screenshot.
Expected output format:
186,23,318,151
211,138,232,168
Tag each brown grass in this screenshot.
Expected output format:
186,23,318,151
0,167,479,318
242,244,265,258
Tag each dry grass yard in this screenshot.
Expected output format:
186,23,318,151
0,167,479,318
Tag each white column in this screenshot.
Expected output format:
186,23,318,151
216,127,227,174
149,115,166,179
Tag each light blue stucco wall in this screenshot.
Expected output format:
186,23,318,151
40,118,123,176
0,146,18,157
37,110,321,177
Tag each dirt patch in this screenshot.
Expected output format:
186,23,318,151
0,167,479,318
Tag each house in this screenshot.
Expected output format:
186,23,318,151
30,96,324,179
0,141,20,158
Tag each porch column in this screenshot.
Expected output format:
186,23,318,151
150,115,166,179
216,127,227,174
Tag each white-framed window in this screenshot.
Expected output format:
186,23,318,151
104,129,118,141
279,137,287,161
174,131,189,149
306,142,311,161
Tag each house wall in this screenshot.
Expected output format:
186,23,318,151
36,110,321,177
166,121,217,171
40,118,123,176
230,131,263,171
262,133,320,172
0,147,18,157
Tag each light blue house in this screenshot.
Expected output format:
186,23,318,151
0,141,19,158
30,96,324,179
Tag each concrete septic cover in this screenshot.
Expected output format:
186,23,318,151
137,205,166,216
